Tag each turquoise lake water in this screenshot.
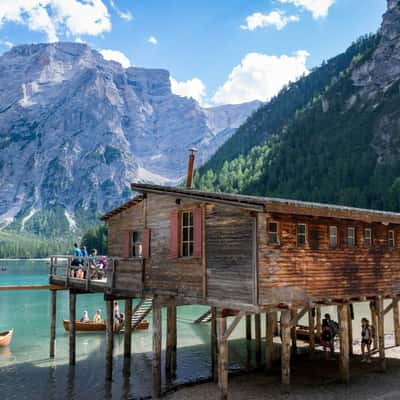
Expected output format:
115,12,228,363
0,260,395,399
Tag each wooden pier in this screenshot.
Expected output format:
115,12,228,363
48,183,400,399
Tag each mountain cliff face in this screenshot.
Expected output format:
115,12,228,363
195,1,400,213
0,43,259,234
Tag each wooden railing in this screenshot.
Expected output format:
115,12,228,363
49,256,145,295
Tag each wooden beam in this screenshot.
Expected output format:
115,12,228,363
69,291,76,366
217,311,228,400
166,304,177,381
124,298,132,359
338,304,350,383
384,301,394,316
289,306,309,327
50,289,57,358
223,311,245,341
376,296,386,372
290,309,297,355
255,313,262,367
246,315,252,340
316,305,322,340
152,297,162,399
348,304,353,356
281,309,291,385
211,307,218,383
105,299,114,381
308,309,315,354
393,297,400,347
370,301,378,350
265,312,274,372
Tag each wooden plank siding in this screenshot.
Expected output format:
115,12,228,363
258,213,400,305
206,204,255,304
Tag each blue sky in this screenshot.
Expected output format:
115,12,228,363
0,0,386,106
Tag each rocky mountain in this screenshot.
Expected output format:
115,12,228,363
195,1,400,213
0,42,260,234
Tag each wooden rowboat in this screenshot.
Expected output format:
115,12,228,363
0,329,13,347
63,319,149,332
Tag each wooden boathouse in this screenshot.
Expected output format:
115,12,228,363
49,180,400,399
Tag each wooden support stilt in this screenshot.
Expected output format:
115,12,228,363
272,311,278,336
308,309,315,354
376,296,386,372
281,309,291,385
255,313,261,367
69,291,76,366
217,310,228,400
124,298,132,359
393,297,400,347
265,312,274,371
348,304,353,356
105,299,114,381
316,305,322,340
211,307,218,382
50,289,57,358
166,303,177,380
246,314,252,340
369,300,378,350
152,297,162,399
290,309,297,355
338,304,350,383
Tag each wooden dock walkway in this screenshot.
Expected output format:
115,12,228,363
0,285,65,291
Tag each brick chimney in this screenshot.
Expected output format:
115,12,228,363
186,148,197,189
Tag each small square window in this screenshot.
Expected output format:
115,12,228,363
268,222,279,244
347,227,355,248
364,228,372,248
297,224,307,247
329,226,338,248
389,230,395,248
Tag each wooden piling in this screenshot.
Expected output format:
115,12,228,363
348,304,353,356
124,298,132,358
50,289,57,358
105,299,114,381
166,303,177,380
316,305,322,340
211,307,218,382
281,309,291,385
338,304,350,383
152,297,162,399
255,313,261,366
308,309,315,354
217,310,228,400
246,314,252,340
369,300,378,350
69,291,76,366
290,309,297,355
393,297,400,347
376,296,386,372
265,312,274,371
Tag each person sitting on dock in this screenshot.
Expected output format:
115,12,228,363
361,318,372,363
80,310,89,323
93,309,102,323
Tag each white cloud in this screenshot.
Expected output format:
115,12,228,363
0,0,111,42
148,36,158,45
241,10,299,31
170,77,206,105
278,0,334,19
109,0,133,22
1,40,14,48
212,50,309,105
100,49,131,68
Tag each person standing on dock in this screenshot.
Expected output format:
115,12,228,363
322,313,338,357
361,318,372,363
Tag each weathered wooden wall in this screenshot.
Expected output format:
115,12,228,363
107,202,144,256
206,204,255,304
258,214,400,305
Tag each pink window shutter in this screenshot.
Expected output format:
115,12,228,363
170,210,179,258
122,230,131,258
142,227,151,258
193,207,202,257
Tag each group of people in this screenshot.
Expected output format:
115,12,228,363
80,309,103,323
70,243,107,280
320,313,375,362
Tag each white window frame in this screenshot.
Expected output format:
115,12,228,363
268,221,279,244
347,227,355,248
297,223,307,247
329,226,338,248
364,228,372,248
389,230,395,248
